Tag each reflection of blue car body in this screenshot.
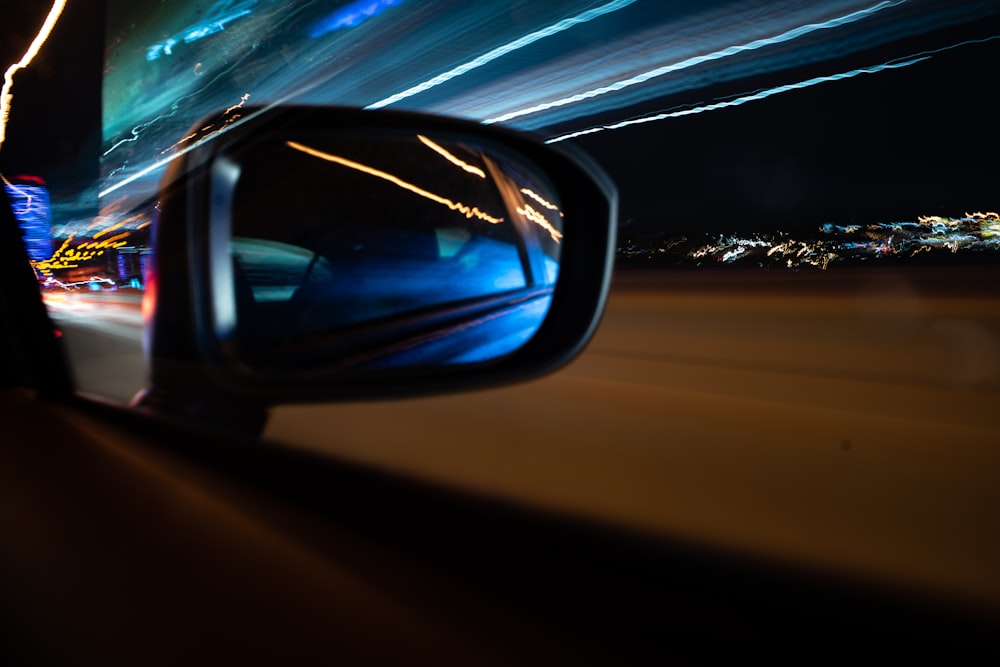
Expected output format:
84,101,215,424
363,292,554,367
229,229,557,371
146,0,262,61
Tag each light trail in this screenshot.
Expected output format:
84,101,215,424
225,92,251,115
546,56,927,143
546,32,1000,143
517,204,563,243
1,174,41,214
286,140,504,224
104,42,261,163
32,231,134,277
104,123,152,157
0,0,68,151
487,0,906,125
99,103,278,198
41,276,116,291
146,0,258,61
365,0,637,110
520,188,562,214
418,134,486,178
309,0,405,38
623,212,1000,269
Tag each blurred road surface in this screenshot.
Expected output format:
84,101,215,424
45,268,1000,608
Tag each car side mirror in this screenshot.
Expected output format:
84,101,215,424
135,106,616,432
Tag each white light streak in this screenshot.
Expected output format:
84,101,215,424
99,105,276,198
546,32,1000,143
0,0,68,151
365,0,637,110
487,0,907,125
546,56,928,143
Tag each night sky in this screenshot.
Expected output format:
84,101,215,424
564,16,1000,235
2,0,998,239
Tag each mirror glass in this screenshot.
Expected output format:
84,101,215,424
209,129,565,373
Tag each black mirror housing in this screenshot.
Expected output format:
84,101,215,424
137,106,616,420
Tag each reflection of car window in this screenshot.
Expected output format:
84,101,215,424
227,134,550,332
232,222,527,329
230,237,333,303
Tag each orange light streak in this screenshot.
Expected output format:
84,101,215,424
93,214,141,238
417,135,486,178
225,92,251,115
286,141,504,224
0,0,68,151
32,230,134,277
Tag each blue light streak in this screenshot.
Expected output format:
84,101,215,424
365,0,637,110
487,0,907,125
308,0,405,38
4,179,53,262
146,0,260,61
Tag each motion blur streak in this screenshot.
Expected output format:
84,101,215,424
286,140,504,224
547,56,923,143
520,188,562,214
517,204,563,243
99,103,276,198
547,33,1000,143
32,231,133,277
308,0,405,38
145,0,258,61
418,135,486,178
486,0,905,125
365,0,637,110
621,213,1000,269
0,0,68,151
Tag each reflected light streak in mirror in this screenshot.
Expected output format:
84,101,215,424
285,140,504,223
517,204,563,243
212,128,566,373
418,134,486,178
520,188,563,216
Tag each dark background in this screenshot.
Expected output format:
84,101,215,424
2,2,998,239
564,17,1000,236
0,0,102,198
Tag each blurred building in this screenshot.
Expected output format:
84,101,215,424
4,174,53,262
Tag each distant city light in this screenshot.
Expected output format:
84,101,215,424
619,212,1000,269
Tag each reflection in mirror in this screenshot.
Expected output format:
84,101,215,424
211,130,565,373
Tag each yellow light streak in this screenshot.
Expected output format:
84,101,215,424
520,187,562,215
93,215,138,239
31,230,134,277
0,0,68,151
417,135,486,178
517,204,563,243
286,141,504,224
